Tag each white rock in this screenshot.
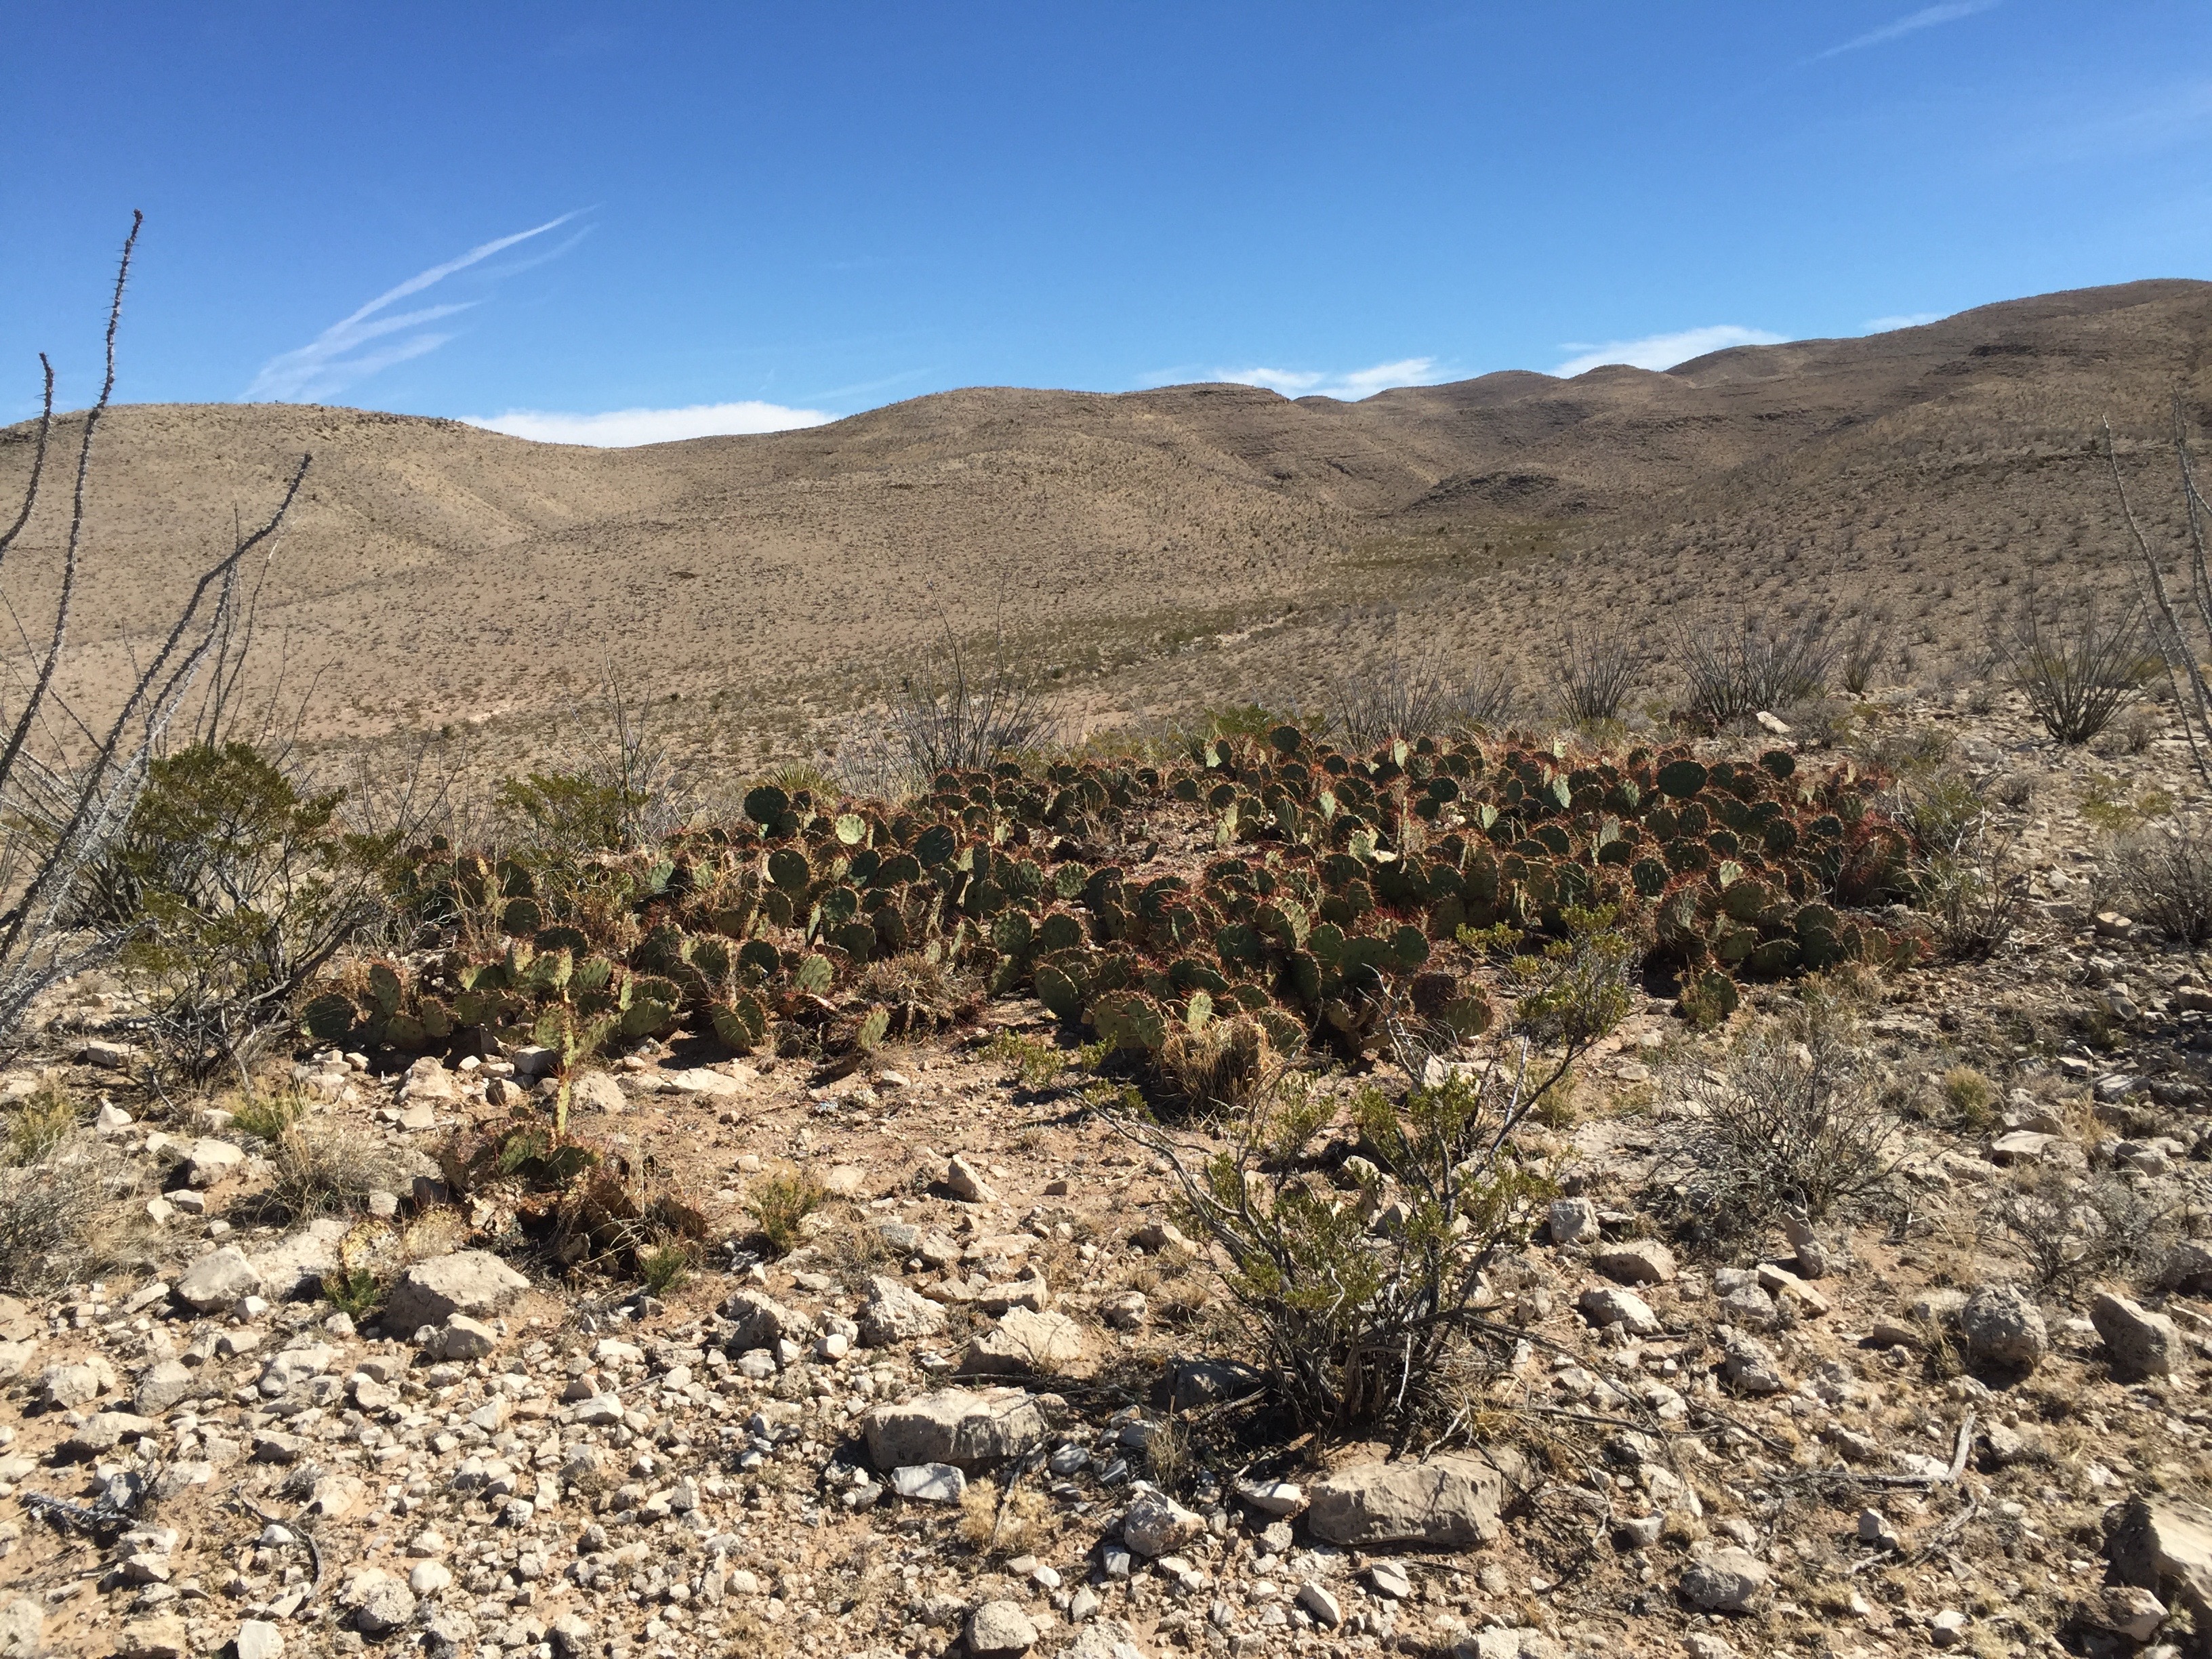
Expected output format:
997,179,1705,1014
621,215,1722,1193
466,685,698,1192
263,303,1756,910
176,1248,263,1313
890,1462,966,1502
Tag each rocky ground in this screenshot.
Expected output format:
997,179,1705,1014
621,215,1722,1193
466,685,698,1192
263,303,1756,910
1,689,2210,1659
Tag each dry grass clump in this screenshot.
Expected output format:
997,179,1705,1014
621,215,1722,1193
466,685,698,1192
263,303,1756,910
5,1078,78,1165
1651,990,1901,1244
0,1131,147,1293
262,1120,407,1223
1938,1065,1999,1132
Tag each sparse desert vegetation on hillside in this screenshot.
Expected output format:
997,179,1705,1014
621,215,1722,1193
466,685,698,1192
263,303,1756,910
0,258,2209,1659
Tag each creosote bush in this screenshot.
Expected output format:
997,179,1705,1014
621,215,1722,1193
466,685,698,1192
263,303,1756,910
2109,817,2212,945
1120,907,1633,1436
1651,987,1900,1244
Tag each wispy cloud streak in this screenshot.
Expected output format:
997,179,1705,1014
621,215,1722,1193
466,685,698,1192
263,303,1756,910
1552,325,1785,377
461,401,835,447
1812,0,1999,61
1211,356,1444,401
245,213,581,401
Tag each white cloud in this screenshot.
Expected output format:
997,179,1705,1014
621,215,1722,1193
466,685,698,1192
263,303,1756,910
245,212,582,402
1551,325,1786,378
1213,356,1444,401
460,401,835,447
1812,0,1999,62
1862,311,1944,332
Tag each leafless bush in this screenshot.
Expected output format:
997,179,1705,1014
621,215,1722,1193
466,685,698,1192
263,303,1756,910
1330,654,1517,750
0,214,308,1038
1552,622,1645,723
1838,611,1891,697
1677,612,1835,727
1650,991,1900,1244
2110,817,2212,945
1993,1166,2175,1294
1989,586,2153,745
893,628,1052,777
2114,409,2212,781
0,1131,144,1292
1920,845,2025,962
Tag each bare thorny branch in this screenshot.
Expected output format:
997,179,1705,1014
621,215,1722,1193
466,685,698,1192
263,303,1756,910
0,213,311,1038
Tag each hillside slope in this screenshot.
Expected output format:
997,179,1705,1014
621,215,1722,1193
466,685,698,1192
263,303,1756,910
2,277,2207,748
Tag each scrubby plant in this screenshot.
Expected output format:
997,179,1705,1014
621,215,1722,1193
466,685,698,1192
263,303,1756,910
981,1029,1067,1090
0,1132,144,1293
1989,588,2154,745
1919,846,2024,963
2110,817,2212,944
1677,612,1836,727
639,1244,691,1295
1553,621,1645,724
1118,907,1633,1435
230,1089,309,1145
0,215,310,1040
1993,1166,2176,1293
263,1120,405,1223
892,628,1052,776
1650,988,1900,1244
1838,611,1891,697
5,1079,77,1166
750,1169,826,1257
1157,1012,1275,1119
115,741,394,1085
1330,653,1516,749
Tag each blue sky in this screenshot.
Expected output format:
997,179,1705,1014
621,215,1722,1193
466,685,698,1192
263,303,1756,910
5,3,2209,444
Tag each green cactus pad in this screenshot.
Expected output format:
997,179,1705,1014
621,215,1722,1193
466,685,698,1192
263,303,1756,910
1656,759,1708,799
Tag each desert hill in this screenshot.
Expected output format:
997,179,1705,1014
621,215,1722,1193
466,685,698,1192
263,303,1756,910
3,276,2208,754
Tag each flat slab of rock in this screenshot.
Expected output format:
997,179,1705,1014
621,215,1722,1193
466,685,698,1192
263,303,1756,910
1578,1286,1660,1336
251,1218,348,1299
1680,1547,1769,1613
1306,1452,1520,1548
890,1462,966,1502
1122,1486,1205,1556
2091,1292,2179,1382
2107,1494,2212,1620
960,1307,1084,1375
722,1290,816,1351
176,1248,263,1313
860,1275,948,1345
384,1250,527,1331
864,1387,1046,1471
1594,1240,1675,1284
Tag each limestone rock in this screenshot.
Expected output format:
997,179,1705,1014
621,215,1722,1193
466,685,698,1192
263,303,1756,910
721,1290,816,1351
1960,1284,2048,1372
947,1153,998,1204
1056,1622,1149,1659
182,1136,244,1187
177,1247,264,1312
398,1056,458,1102
134,1358,197,1414
2091,1291,2179,1382
1577,1285,1660,1336
251,1217,348,1299
890,1463,966,1502
1721,1334,1785,1395
966,1599,1038,1656
0,1596,41,1659
2107,1494,2212,1619
1121,1486,1206,1556
1547,1197,1599,1244
568,1071,626,1115
859,1275,947,1345
1679,1548,1769,1613
2083,1585,2167,1643
1594,1240,1675,1285
428,1313,499,1360
385,1250,527,1330
1305,1452,1517,1548
38,1356,115,1408
960,1307,1084,1375
1782,1216,1828,1279
863,1387,1046,1471
117,1616,189,1659
2156,1240,2212,1296
234,1619,285,1659
350,1573,418,1635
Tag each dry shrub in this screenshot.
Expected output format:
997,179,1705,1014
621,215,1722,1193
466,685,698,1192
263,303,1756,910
1158,1015,1275,1118
1652,990,1900,1244
1330,653,1517,750
2109,817,2212,945
852,953,979,1036
1990,588,2153,745
1553,621,1645,723
1992,1166,2177,1294
5,1078,77,1165
0,1132,147,1293
1678,612,1836,726
1939,1065,1999,1132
